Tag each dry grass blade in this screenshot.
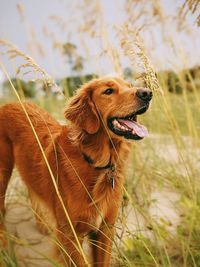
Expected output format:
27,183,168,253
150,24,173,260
0,39,66,98
119,24,163,94
181,0,200,15
180,0,200,26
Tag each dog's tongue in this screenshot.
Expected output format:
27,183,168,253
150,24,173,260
118,119,148,138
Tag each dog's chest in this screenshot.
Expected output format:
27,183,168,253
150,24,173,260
75,169,120,235
76,207,105,234
76,191,112,235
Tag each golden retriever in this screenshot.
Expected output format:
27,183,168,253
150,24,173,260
0,76,152,266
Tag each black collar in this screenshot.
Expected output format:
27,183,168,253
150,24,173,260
82,153,114,170
82,153,116,189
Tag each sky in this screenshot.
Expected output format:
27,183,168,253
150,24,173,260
0,0,200,81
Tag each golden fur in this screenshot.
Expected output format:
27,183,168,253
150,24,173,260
0,77,151,266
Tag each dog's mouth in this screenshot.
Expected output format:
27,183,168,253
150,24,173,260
107,105,149,140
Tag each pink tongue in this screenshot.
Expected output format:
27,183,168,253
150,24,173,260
118,119,148,138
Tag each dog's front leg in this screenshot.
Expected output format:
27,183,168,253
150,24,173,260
91,207,119,267
55,226,87,267
91,222,115,267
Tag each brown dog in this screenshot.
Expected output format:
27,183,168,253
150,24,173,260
0,77,152,266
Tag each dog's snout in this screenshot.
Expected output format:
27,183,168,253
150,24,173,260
136,88,152,102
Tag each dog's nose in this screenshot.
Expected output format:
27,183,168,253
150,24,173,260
136,88,153,102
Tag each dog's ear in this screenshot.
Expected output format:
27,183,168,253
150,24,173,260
64,88,100,134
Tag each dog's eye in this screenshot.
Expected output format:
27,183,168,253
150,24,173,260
103,88,114,95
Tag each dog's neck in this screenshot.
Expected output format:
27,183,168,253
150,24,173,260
68,125,131,169
81,129,112,168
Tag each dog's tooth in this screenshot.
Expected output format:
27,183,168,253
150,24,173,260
116,121,121,128
114,120,120,128
113,120,117,126
113,120,122,130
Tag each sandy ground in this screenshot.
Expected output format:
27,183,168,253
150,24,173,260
2,134,200,266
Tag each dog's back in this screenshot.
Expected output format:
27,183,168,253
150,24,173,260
0,102,60,141
0,103,61,217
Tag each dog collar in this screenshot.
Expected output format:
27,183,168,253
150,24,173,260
82,153,113,170
82,153,115,189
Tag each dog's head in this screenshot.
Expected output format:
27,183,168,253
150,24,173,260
65,77,152,140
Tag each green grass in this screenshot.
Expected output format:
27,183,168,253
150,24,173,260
118,85,200,266
141,91,200,137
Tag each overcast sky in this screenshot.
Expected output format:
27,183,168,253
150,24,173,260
0,0,200,81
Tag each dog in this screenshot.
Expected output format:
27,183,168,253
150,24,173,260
0,76,152,266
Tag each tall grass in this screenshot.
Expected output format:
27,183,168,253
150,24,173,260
0,0,200,266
